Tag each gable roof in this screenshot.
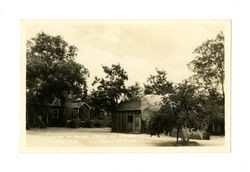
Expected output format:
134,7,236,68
116,100,141,111
64,102,91,109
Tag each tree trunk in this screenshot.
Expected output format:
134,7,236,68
176,129,179,144
221,79,225,101
180,128,187,145
179,128,189,145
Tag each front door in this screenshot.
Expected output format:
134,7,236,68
127,115,133,132
48,108,60,127
134,116,141,133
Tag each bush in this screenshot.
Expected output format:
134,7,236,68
80,119,112,128
26,122,31,130
94,121,102,127
189,130,211,140
203,132,210,140
102,120,112,127
40,121,47,128
81,120,92,128
68,119,81,128
32,116,47,128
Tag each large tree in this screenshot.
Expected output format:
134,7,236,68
148,81,209,144
26,32,89,104
188,32,225,134
90,63,128,112
147,32,225,143
188,32,225,99
144,68,173,95
125,82,144,101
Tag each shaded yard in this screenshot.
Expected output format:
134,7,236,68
26,128,224,147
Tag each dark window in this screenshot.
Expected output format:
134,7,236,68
52,109,59,119
73,108,78,118
127,115,133,123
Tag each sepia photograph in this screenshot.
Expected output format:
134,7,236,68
20,20,231,152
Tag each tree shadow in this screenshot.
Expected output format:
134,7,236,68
153,141,200,147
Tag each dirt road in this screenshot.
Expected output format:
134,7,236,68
26,128,224,147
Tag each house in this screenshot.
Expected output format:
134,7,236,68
47,104,64,127
26,101,92,128
26,103,64,128
64,102,91,121
112,100,142,133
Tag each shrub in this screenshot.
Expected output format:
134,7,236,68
81,120,92,128
81,119,111,128
40,121,47,128
94,121,102,127
26,122,31,130
69,119,81,128
203,132,210,140
102,120,111,127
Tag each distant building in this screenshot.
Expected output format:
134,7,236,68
47,104,64,127
26,101,92,128
208,120,225,135
64,102,91,121
112,100,142,133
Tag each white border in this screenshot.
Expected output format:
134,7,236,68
0,0,249,172
20,19,231,153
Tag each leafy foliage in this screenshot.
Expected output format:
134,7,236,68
148,81,209,143
144,68,173,95
188,32,225,98
202,88,224,122
148,32,226,142
187,32,225,132
26,32,89,104
125,82,144,101
90,63,128,112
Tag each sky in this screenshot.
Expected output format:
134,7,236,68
23,20,226,89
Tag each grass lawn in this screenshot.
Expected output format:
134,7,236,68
25,127,225,147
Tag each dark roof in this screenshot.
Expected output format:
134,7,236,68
116,100,141,112
27,102,63,107
64,102,91,109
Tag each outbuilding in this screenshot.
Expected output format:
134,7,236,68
112,100,142,133
26,101,92,128
64,102,91,121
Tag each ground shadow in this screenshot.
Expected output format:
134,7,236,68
153,141,200,147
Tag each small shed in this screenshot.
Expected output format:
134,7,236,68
112,100,142,133
64,102,91,121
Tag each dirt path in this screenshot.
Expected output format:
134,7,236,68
26,128,224,147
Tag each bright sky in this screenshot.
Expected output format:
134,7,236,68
23,20,226,89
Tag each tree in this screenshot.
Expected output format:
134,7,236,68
90,63,128,112
148,81,209,144
125,82,144,101
188,32,225,99
188,32,225,134
26,32,89,104
144,68,173,95
206,90,224,115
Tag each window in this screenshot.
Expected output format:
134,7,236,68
127,115,133,123
52,109,59,119
73,108,79,118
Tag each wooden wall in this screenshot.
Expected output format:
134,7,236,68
112,110,141,133
79,105,91,120
26,104,64,128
